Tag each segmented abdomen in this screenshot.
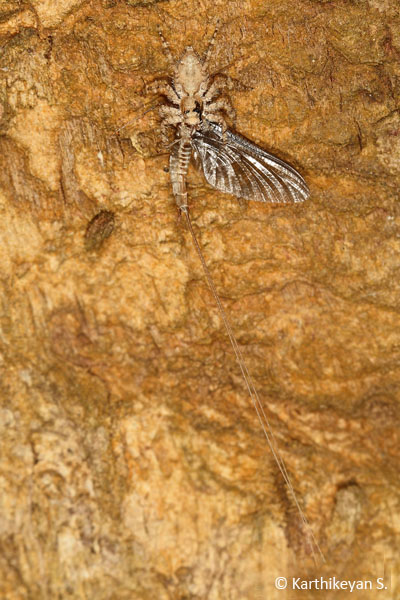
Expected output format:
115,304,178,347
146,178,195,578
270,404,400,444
169,141,192,208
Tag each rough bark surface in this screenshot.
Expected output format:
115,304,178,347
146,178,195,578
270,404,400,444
0,1,399,598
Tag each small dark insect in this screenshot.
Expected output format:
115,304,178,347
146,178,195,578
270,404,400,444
84,210,115,252
149,23,323,563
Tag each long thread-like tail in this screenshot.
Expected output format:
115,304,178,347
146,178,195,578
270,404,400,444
181,206,325,564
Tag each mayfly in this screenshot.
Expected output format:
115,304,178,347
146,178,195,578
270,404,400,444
149,22,324,563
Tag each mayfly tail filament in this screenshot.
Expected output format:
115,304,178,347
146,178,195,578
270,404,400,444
181,205,325,565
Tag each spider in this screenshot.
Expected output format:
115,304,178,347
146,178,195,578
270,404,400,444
148,23,236,144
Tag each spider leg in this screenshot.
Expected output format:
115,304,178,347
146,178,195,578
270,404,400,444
203,74,235,102
159,105,181,118
202,20,221,71
202,79,221,102
204,112,228,140
147,79,180,105
157,25,174,66
160,112,183,144
205,97,236,122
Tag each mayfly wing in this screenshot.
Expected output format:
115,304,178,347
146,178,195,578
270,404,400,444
192,121,309,203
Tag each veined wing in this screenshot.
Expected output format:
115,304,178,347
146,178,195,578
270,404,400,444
191,122,309,203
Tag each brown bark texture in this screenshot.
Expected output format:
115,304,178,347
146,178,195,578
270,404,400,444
0,0,399,598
